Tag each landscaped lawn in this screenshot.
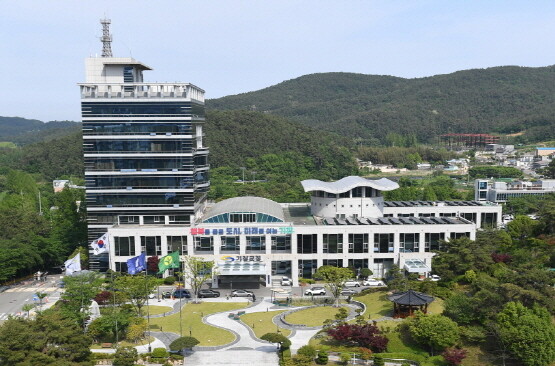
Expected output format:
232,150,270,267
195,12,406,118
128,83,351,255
241,310,291,338
285,306,346,327
144,305,173,316
91,336,155,349
427,297,444,315
149,302,246,346
353,291,392,319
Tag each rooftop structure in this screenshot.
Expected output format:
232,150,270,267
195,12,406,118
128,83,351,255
440,133,500,149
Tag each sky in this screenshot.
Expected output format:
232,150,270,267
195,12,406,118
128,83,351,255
2,1,555,122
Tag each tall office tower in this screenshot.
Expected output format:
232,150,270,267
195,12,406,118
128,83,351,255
80,19,209,270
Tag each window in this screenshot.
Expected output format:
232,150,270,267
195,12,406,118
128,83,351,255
194,236,214,252
352,187,363,197
479,181,488,189
348,259,368,271
460,212,476,223
141,236,161,256
246,236,265,252
439,213,456,217
374,233,394,253
119,216,139,224
271,236,291,252
481,212,498,228
220,236,240,253
299,259,318,279
114,236,135,256
323,259,343,267
167,236,187,255
451,232,470,240
348,234,368,253
297,234,317,254
229,213,256,223
115,261,128,272
144,216,164,224
398,213,414,217
418,213,435,217
323,234,343,253
425,233,444,252
400,233,419,253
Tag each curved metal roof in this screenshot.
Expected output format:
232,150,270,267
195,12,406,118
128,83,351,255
203,196,284,222
301,176,399,194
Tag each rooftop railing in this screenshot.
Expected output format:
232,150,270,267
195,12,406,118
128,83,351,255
79,82,205,102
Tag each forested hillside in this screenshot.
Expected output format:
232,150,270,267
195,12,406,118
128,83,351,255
208,66,555,144
0,116,80,145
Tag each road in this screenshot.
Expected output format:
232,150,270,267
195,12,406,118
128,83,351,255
0,274,63,320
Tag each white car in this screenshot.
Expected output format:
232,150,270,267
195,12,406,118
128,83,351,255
281,276,292,286
429,274,441,282
362,278,385,287
343,280,361,287
305,286,326,296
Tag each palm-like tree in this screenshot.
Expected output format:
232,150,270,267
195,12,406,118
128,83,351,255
22,303,34,318
36,292,47,312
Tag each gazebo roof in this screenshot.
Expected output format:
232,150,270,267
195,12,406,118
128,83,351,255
388,289,434,306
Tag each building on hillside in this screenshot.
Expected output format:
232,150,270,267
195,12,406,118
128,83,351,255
107,175,501,287
80,19,208,270
475,178,555,203
536,147,555,157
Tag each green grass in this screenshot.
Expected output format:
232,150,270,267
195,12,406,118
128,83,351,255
354,291,392,319
149,302,246,346
143,305,173,316
241,310,291,338
427,297,445,315
0,142,16,148
285,306,346,327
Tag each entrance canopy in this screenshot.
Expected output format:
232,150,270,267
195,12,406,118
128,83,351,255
216,261,267,276
403,259,431,273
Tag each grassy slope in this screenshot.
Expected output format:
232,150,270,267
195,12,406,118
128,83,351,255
149,302,246,346
240,310,291,338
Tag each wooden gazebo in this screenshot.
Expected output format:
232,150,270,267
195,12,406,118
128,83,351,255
388,289,434,318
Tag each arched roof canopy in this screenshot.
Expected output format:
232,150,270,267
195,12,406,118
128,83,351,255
301,176,399,194
202,196,284,223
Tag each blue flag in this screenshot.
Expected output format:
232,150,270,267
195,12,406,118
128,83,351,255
127,253,146,275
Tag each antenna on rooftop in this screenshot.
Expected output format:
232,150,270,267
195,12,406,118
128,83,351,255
100,18,113,57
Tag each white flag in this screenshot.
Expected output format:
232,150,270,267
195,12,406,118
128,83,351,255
64,253,81,275
91,233,110,255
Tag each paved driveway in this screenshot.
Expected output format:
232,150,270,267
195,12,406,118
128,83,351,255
184,349,279,365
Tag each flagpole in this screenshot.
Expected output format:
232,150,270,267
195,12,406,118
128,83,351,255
144,259,152,353
107,236,118,344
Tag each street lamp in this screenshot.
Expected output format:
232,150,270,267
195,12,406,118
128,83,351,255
240,167,246,184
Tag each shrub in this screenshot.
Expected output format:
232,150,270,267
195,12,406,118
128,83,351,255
373,355,385,366
358,347,373,361
339,352,351,365
327,323,388,352
169,336,200,351
315,350,328,365
113,346,138,366
297,345,316,358
292,354,313,366
442,348,467,365
163,276,176,285
151,347,169,358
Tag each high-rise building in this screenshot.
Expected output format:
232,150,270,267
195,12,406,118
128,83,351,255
80,19,209,270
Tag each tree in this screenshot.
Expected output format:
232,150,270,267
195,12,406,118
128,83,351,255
444,293,477,325
22,303,34,318
339,352,351,365
495,302,555,366
114,274,157,316
335,307,349,322
260,332,291,351
540,159,555,178
442,348,467,365
315,350,329,365
313,265,353,306
373,355,385,366
113,346,138,366
169,336,200,352
0,311,92,365
60,271,104,326
126,317,147,343
297,345,317,358
407,312,459,355
507,215,540,241
182,256,216,303
385,264,407,291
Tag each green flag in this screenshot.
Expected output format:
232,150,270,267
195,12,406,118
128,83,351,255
158,251,180,274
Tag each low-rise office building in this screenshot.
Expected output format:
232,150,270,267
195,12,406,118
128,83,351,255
107,176,501,287
475,179,555,203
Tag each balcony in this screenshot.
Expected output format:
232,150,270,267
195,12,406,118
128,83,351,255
79,82,205,102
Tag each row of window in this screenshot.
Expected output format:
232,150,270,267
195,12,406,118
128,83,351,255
85,157,194,171
113,232,469,256
83,122,193,135
86,192,195,206
84,140,193,153
312,187,381,198
82,102,205,118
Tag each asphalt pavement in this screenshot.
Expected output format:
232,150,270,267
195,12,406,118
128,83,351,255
0,274,63,320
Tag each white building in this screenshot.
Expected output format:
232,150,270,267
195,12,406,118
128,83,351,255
107,176,501,288
475,178,555,203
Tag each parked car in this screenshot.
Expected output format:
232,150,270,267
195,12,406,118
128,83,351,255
281,276,292,286
305,286,326,296
429,274,441,282
161,291,172,299
198,289,220,298
173,289,191,298
343,280,361,287
231,289,254,297
362,278,385,287
341,288,357,296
